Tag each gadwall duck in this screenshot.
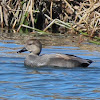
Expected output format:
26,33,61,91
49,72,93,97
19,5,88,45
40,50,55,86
17,39,92,68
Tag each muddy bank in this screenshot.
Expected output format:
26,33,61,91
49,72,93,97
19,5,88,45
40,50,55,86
0,29,100,52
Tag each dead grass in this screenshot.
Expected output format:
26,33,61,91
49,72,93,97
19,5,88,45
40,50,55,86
0,0,99,39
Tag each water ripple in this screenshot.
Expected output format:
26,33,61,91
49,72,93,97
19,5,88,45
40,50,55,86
0,40,100,100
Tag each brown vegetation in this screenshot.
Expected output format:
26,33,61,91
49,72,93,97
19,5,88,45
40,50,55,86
0,0,100,38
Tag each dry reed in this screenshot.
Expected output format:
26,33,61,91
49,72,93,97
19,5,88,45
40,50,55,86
0,0,99,38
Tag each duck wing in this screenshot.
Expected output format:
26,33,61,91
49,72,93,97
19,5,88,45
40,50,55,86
47,54,92,68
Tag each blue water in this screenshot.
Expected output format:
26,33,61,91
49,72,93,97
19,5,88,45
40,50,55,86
0,40,100,100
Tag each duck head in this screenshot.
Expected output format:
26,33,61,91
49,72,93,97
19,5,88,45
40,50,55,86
17,39,42,55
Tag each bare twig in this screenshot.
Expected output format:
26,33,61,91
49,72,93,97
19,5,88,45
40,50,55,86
0,6,3,28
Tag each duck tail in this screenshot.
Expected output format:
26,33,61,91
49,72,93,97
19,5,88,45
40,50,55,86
81,59,93,67
86,59,93,64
